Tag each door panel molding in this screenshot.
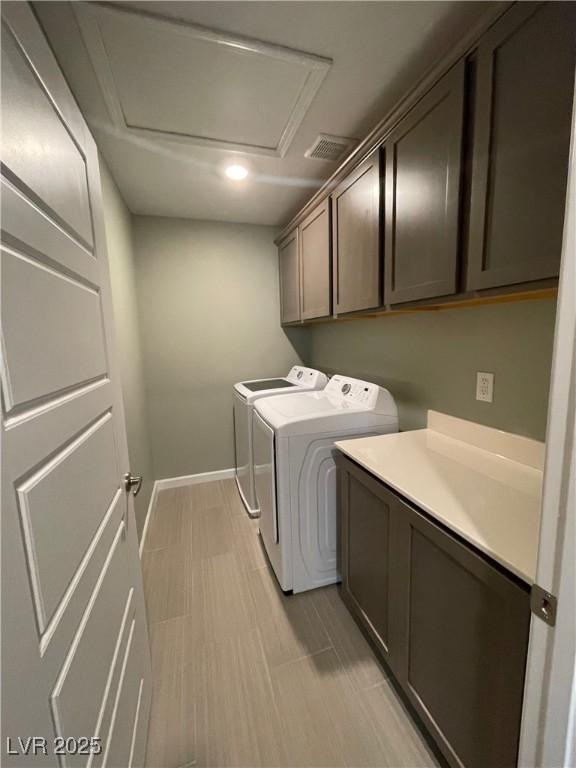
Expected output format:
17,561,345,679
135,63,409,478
49,522,132,763
1,244,108,412
127,678,145,768
16,411,119,632
1,177,97,281
1,4,151,764
38,487,123,659
1,20,94,249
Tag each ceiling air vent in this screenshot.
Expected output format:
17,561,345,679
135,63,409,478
305,133,357,162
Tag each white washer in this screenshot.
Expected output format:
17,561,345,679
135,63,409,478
233,366,328,517
252,375,398,593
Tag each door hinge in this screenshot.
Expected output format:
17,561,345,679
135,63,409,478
530,584,557,627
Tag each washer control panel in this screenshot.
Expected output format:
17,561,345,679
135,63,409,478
325,375,380,407
286,366,329,388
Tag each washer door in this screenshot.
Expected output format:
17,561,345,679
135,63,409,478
234,390,256,510
253,411,278,544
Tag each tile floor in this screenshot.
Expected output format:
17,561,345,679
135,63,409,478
142,478,437,768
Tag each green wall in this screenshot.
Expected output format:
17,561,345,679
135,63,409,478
126,211,556,486
133,217,309,480
307,298,557,440
100,158,154,537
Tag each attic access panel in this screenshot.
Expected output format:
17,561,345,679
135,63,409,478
74,3,332,157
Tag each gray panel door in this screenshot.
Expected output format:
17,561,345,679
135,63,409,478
278,228,300,324
1,4,151,766
384,61,465,304
466,2,576,291
331,147,382,314
299,198,331,320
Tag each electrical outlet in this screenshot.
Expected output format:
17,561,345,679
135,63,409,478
476,372,494,403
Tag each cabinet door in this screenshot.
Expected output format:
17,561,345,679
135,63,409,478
299,198,331,320
466,2,576,290
278,228,300,324
396,499,530,768
339,459,401,670
331,148,382,314
384,62,465,304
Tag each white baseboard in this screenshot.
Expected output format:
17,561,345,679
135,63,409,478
139,480,159,558
138,468,236,557
155,467,235,491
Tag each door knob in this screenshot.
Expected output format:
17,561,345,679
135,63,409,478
123,472,143,496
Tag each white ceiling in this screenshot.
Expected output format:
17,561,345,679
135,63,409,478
35,1,494,226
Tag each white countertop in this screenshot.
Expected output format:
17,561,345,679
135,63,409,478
336,412,544,584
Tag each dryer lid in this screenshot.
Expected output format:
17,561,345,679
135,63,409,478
242,378,295,392
233,366,328,402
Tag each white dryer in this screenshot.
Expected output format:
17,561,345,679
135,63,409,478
253,375,398,593
233,366,328,517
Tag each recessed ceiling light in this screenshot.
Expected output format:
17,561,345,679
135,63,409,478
225,164,248,181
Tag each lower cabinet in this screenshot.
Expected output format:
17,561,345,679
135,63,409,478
339,467,397,667
338,455,531,768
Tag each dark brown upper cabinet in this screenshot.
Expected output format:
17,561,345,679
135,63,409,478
384,61,465,305
466,2,576,291
276,2,574,322
331,147,382,314
299,198,331,320
278,228,300,324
